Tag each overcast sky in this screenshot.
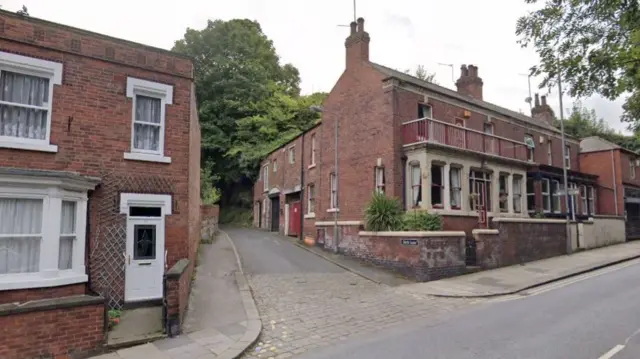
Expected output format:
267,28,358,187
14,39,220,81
3,0,630,133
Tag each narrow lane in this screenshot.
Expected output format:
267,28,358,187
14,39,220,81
296,259,640,359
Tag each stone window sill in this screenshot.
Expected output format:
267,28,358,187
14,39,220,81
0,271,87,291
304,213,316,219
124,152,172,163
0,140,58,153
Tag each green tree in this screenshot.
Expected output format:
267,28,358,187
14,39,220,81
404,65,438,84
516,0,640,128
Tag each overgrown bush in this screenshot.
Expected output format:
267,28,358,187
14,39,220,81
219,206,253,226
364,192,404,231
201,167,221,205
402,210,442,231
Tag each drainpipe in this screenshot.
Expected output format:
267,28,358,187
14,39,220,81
611,149,619,216
299,134,305,241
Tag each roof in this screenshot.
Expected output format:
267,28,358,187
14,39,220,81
369,62,561,134
580,136,638,156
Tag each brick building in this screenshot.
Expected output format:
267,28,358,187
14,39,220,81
0,10,200,358
254,17,600,240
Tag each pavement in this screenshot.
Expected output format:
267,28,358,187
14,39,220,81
396,240,640,298
294,258,640,359
91,230,261,359
225,228,482,359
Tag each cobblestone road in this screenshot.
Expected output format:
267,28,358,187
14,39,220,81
241,272,482,359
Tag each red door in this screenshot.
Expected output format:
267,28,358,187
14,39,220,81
288,201,301,237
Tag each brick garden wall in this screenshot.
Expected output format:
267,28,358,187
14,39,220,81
201,204,219,241
164,259,191,337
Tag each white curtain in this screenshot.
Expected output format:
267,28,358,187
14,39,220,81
450,168,461,207
58,201,76,270
0,198,43,274
134,95,161,151
0,71,50,140
411,166,421,205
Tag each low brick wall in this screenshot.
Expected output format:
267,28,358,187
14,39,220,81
164,258,192,337
315,221,363,250
201,204,219,241
341,231,466,281
483,218,567,267
0,295,105,359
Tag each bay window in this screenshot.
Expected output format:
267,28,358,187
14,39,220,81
450,167,462,209
551,180,561,212
513,176,522,213
542,178,551,212
431,164,444,207
0,177,94,290
410,165,421,208
499,174,508,212
527,177,535,212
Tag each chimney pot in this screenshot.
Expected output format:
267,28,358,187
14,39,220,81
534,93,540,107
460,65,468,77
455,64,483,100
541,95,547,106
350,21,357,35
469,65,478,77
357,17,364,32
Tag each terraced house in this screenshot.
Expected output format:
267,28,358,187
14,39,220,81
254,17,627,254
0,10,201,359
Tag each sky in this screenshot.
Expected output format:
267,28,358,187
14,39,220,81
2,0,630,133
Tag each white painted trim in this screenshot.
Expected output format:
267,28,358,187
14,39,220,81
327,208,339,213
124,152,172,163
492,217,567,224
0,140,58,153
0,272,87,290
119,193,172,216
308,164,317,170
358,231,465,237
126,77,173,104
472,229,499,235
0,175,97,192
315,220,361,226
304,213,316,219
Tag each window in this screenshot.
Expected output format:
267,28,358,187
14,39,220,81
262,165,269,191
588,186,596,214
375,167,385,194
288,146,295,164
330,173,337,209
273,159,277,172
431,164,444,207
450,167,462,209
565,145,571,169
469,170,492,211
547,139,553,165
527,177,535,212
580,185,587,215
513,176,522,213
0,181,92,290
410,165,422,208
631,159,636,180
125,77,173,163
524,134,535,162
551,180,561,212
484,124,495,153
310,134,316,165
542,178,551,212
499,174,508,212
569,182,577,215
0,51,62,153
418,103,432,118
307,184,315,214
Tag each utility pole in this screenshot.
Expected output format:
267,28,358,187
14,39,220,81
557,65,572,254
519,72,534,111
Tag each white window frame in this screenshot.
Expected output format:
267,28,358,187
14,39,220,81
262,164,269,192
0,176,95,290
513,175,522,213
588,186,596,214
431,164,444,208
124,77,173,164
410,164,421,208
498,174,509,213
552,180,562,213
542,178,551,212
0,51,62,153
580,185,588,215
273,159,277,172
288,146,295,164
547,139,553,166
310,134,316,167
631,159,636,180
307,184,315,215
375,166,385,194
565,145,571,169
330,173,337,210
449,166,462,210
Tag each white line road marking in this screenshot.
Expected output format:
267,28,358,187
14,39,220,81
598,344,625,359
272,239,281,245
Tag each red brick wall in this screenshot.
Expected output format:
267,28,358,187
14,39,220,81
165,259,192,335
0,284,85,305
0,12,197,304
579,150,623,216
0,302,104,359
491,220,567,265
188,83,202,267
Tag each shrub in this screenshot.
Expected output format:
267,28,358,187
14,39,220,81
364,192,404,231
402,210,442,231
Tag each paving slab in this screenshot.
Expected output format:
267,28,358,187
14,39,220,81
398,240,640,297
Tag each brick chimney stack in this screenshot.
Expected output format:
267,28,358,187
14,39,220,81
455,64,483,100
345,17,370,69
531,93,555,125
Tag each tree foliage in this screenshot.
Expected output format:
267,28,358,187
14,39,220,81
516,0,640,127
404,65,438,84
173,19,325,205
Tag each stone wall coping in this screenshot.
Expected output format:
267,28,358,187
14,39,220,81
492,217,567,224
315,221,362,226
358,231,466,237
472,229,499,234
592,214,626,220
0,294,103,317
165,258,190,279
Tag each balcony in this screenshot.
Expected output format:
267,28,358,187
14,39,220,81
402,118,530,162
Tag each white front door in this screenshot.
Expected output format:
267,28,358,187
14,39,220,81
125,217,165,302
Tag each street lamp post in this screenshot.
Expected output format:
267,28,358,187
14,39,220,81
310,105,339,253
557,67,573,254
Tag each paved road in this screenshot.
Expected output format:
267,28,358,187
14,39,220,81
224,228,482,359
296,259,640,359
